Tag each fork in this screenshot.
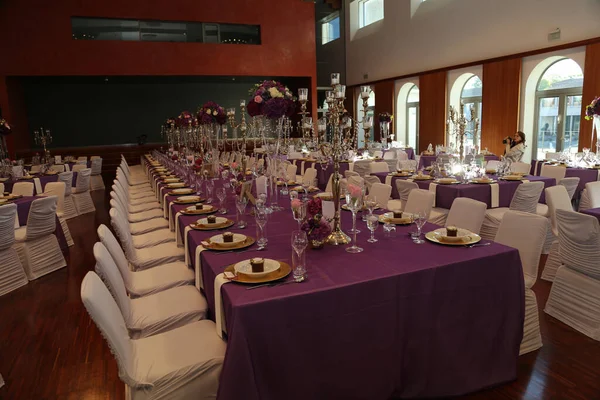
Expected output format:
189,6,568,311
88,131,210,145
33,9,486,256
466,242,491,248
215,245,266,255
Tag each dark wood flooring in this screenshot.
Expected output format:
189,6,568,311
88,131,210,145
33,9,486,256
0,190,599,400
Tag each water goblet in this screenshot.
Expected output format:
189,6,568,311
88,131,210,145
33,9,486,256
291,199,307,230
345,185,364,253
255,209,269,247
363,194,377,222
413,210,427,244
235,197,248,228
366,214,379,243
216,187,227,214
291,230,308,282
289,190,299,201
205,179,214,204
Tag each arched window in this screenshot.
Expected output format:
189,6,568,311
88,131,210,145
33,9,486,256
406,85,419,149
357,88,375,149
534,58,583,159
460,75,482,151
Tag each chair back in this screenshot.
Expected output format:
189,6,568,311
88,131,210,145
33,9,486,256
364,175,380,192
486,160,501,171
383,151,396,160
395,180,419,210
90,156,101,160
545,152,560,160
369,162,389,174
77,156,88,162
31,165,41,174
93,242,132,322
285,164,297,182
58,171,74,196
26,195,57,240
91,158,103,175
396,150,409,161
0,203,17,250
49,164,65,173
445,198,487,234
108,208,135,260
373,150,383,158
12,166,23,178
495,211,548,287
404,189,434,218
508,181,544,214
75,168,92,192
545,185,573,235
344,170,359,179
369,183,392,206
540,164,566,181
54,155,62,164
510,162,531,174
586,181,600,209
558,177,580,200
80,272,136,387
348,176,364,188
11,182,34,196
397,160,417,171
556,209,600,279
302,168,317,186
43,182,66,214
72,164,87,173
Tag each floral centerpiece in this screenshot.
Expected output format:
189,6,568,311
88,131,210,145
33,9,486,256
176,111,196,128
378,112,393,124
0,118,12,136
300,197,332,249
585,96,600,120
197,101,227,125
247,80,296,119
164,117,176,129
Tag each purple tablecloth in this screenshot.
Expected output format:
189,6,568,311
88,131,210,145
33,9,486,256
11,196,69,254
151,164,525,400
372,172,555,209
3,173,78,195
418,155,500,170
581,207,600,222
530,160,598,194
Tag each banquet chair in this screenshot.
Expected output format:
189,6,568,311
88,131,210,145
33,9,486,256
81,271,225,400
0,204,28,297
480,182,544,240
116,169,153,198
97,226,193,298
558,177,580,200
348,176,365,188
364,176,380,192
383,151,396,160
110,208,184,270
369,183,392,208
77,156,88,162
510,162,531,175
445,198,487,234
393,180,419,211
369,162,389,174
49,164,65,173
12,166,24,178
11,182,34,196
545,210,600,340
72,164,86,173
109,205,174,248
119,160,148,187
404,189,435,218
496,211,548,354
302,168,317,187
397,160,417,171
72,168,96,215
90,158,105,191
545,152,561,160
94,243,207,339
373,150,384,158
43,182,74,247
0,183,4,194
541,185,574,282
397,150,409,161
344,170,360,179
90,156,101,160
110,198,167,233
58,171,78,219
578,181,600,211
285,164,297,182
113,184,160,214
540,164,566,181
14,196,66,280
485,160,501,171
115,178,155,206
30,165,41,174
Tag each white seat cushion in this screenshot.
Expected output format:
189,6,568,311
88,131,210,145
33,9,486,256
129,261,194,298
128,208,164,224
133,242,185,270
132,228,175,248
130,218,169,235
128,195,158,206
129,202,161,214
536,203,549,217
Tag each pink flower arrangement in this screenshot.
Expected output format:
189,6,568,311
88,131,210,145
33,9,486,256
347,184,363,199
291,199,302,209
247,80,296,120
176,111,196,128
197,101,227,125
300,197,332,242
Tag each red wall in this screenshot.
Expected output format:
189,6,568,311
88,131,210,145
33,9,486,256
0,0,317,154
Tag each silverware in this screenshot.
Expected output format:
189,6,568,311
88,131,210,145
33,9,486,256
466,242,491,248
215,245,265,255
245,278,301,290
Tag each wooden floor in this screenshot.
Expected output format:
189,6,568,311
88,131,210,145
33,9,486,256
0,189,599,400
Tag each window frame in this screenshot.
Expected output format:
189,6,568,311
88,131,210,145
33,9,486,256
359,0,384,29
321,12,340,45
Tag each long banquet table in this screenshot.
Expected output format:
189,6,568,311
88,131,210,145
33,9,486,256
150,158,526,400
372,172,555,209
529,160,599,194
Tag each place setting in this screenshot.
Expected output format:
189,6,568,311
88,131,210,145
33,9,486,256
180,203,215,214
200,231,256,252
190,215,235,231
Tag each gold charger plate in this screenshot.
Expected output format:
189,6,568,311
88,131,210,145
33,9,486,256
190,218,235,231
203,236,256,252
173,197,204,205
277,181,296,186
168,189,194,196
434,179,460,185
224,260,291,284
469,179,497,184
180,205,214,214
425,228,481,246
391,172,412,177
378,213,412,225
411,175,433,180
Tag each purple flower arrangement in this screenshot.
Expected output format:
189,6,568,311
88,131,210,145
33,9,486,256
164,117,176,129
247,80,296,119
378,112,393,124
0,118,12,136
197,101,227,125
176,111,196,128
301,197,332,242
585,96,600,120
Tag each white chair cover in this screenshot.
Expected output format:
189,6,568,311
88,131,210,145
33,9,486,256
541,185,574,282
363,176,380,192
91,156,101,160
12,166,23,179
404,189,434,218
396,150,409,161
285,164,297,182
395,180,418,211
397,160,417,171
369,162,389,174
486,160,501,171
0,204,28,296
81,271,225,400
77,156,88,162
109,206,173,249
510,162,531,175
43,182,74,247
383,151,396,160
344,170,359,179
545,152,561,160
579,181,600,211
302,168,317,186
73,168,96,214
445,198,487,234
348,176,364,188
11,182,34,196
369,183,392,207
49,164,65,173
558,177,580,200
555,210,600,279
91,158,105,191
540,164,567,181
58,171,78,220
373,150,383,158
495,211,548,354
72,164,86,173
15,196,66,280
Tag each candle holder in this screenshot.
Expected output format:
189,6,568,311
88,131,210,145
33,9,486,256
358,86,373,153
33,127,53,160
447,102,479,162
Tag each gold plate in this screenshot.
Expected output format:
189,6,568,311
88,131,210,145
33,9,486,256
168,189,194,196
434,179,460,185
190,219,234,230
411,175,433,180
204,236,256,251
378,213,412,225
1,194,23,201
180,205,214,214
224,260,291,284
425,228,481,246
391,172,412,177
277,181,296,186
469,179,497,184
174,197,204,205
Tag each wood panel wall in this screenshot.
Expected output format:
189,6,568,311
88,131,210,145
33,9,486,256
373,79,395,142
580,42,600,150
418,71,447,153
481,58,522,156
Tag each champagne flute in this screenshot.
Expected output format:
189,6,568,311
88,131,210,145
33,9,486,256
205,179,214,204
363,194,377,221
255,208,268,247
366,214,379,243
235,197,248,228
291,230,308,282
413,210,427,244
291,199,307,230
345,184,364,253
216,187,227,214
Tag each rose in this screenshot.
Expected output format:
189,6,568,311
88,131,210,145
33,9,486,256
268,87,283,99
195,158,203,166
171,155,178,160
213,110,218,116
231,162,238,170
247,101,262,117
348,184,362,199
254,95,263,104
291,199,302,209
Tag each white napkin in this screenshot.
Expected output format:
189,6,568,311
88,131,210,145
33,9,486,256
522,179,530,183
168,204,179,231
300,161,306,176
490,183,499,208
322,200,335,219
194,245,207,288
214,273,231,339
385,175,392,186
534,160,541,176
349,162,355,171
429,183,438,207
33,178,42,195
176,212,187,246
163,193,171,218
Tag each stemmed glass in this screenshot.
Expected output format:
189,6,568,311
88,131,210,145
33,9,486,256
195,174,204,197
216,187,227,214
291,199,307,230
255,208,268,247
345,185,364,253
235,197,248,228
413,210,427,244
366,214,379,243
291,230,308,282
363,194,377,222
205,179,214,204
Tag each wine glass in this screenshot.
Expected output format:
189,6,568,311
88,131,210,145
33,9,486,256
291,199,307,230
255,208,268,247
366,214,379,243
363,194,377,222
235,197,248,228
413,210,427,244
195,174,204,197
216,187,227,214
291,230,308,282
345,184,364,253
205,179,214,204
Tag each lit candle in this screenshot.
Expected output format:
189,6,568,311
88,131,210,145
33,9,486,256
240,100,246,107
360,86,371,99
298,88,308,102
335,85,346,99
331,73,340,85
